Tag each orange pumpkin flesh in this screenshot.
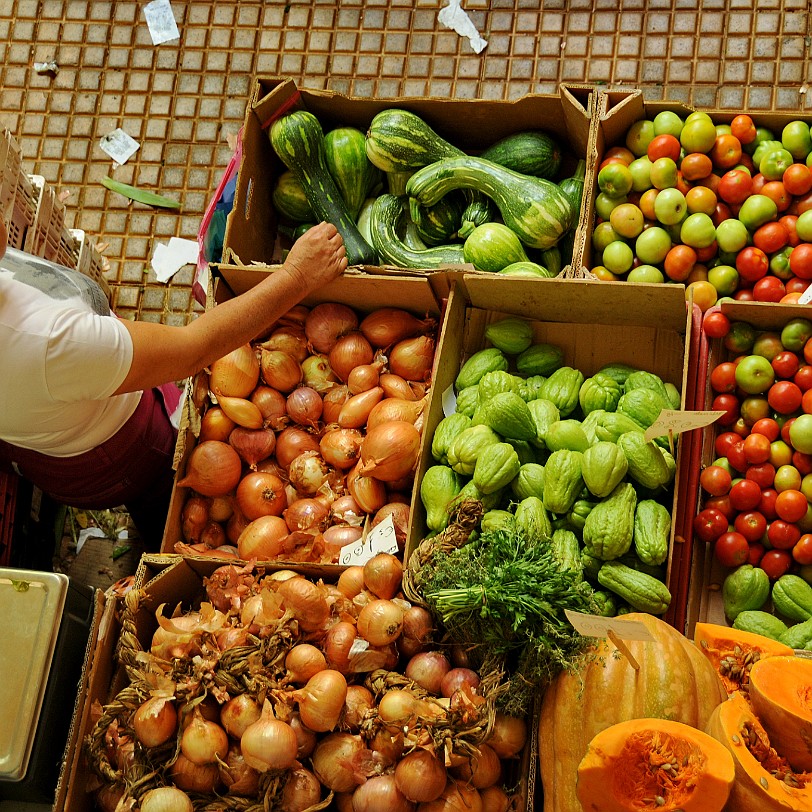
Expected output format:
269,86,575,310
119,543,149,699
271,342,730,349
539,613,726,812
706,691,812,812
694,622,794,695
576,717,735,812
749,655,812,773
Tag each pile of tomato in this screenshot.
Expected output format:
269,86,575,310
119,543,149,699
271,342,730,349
593,111,812,310
695,315,812,581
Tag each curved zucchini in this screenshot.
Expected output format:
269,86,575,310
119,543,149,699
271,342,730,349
480,130,562,179
324,127,382,219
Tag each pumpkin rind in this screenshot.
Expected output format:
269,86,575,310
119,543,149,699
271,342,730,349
693,622,794,695
576,717,735,812
538,613,726,812
749,655,812,773
706,691,812,812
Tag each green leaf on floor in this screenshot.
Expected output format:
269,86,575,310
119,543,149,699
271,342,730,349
101,176,181,210
112,543,132,560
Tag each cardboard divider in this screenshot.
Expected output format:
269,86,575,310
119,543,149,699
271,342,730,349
223,77,595,275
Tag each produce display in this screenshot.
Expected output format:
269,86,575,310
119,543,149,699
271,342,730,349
84,558,528,809
171,302,437,564
591,110,812,309
695,313,812,648
268,108,585,275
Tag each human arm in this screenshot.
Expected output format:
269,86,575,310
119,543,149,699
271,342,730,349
112,221,347,396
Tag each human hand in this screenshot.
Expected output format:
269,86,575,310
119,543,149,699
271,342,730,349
283,221,347,294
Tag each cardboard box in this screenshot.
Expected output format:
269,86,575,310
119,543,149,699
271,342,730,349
162,270,443,575
685,300,812,637
222,77,596,277
405,275,697,632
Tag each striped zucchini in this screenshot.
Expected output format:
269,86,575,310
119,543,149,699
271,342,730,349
480,130,562,179
324,126,382,220
406,156,574,250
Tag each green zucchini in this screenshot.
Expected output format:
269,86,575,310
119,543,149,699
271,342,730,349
463,222,530,272
458,197,495,239
556,160,586,269
270,111,377,265
369,194,465,269
324,127,383,220
356,198,376,245
272,170,314,223
480,130,562,179
387,170,414,197
406,156,574,250
499,261,556,278
412,194,465,245
540,246,562,276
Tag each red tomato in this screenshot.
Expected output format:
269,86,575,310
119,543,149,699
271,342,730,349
736,246,770,283
710,362,738,393
786,277,812,294
706,494,736,520
700,464,733,496
768,380,804,414
693,507,730,544
733,510,768,543
753,221,789,254
745,462,777,489
712,393,741,426
802,388,812,414
767,519,802,550
743,432,772,464
781,417,797,445
751,418,781,442
780,214,800,246
792,451,812,476
731,115,757,144
761,181,792,213
790,243,812,279
772,351,801,380
732,417,751,438
753,276,787,303
717,169,753,205
792,534,812,565
730,477,765,510
703,311,731,339
774,488,809,523
647,134,682,163
715,431,743,458
747,543,766,566
759,488,779,520
784,163,812,196
760,550,794,579
726,440,748,473
714,531,751,568
796,364,812,391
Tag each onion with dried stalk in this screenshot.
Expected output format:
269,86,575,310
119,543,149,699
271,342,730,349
209,343,260,398
389,335,435,382
177,440,242,497
359,421,421,482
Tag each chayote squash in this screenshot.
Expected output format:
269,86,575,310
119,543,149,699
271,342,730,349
623,370,671,404
732,610,790,642
454,386,480,417
551,528,582,579
420,465,461,532
596,560,671,615
516,343,565,377
514,496,553,545
526,398,561,449
772,574,812,622
722,564,770,621
664,382,681,410
539,367,585,417
591,589,618,617
447,424,501,475
506,438,536,466
477,370,522,403
542,449,584,515
473,442,521,494
431,412,472,465
544,419,591,453
596,362,638,387
582,482,637,561
579,372,623,415
452,478,503,513
511,462,545,501
485,317,534,355
780,617,812,649
617,431,670,490
475,392,537,441
456,348,508,391
581,550,603,581
567,498,597,535
593,411,645,443
519,375,546,402
481,509,516,534
617,387,669,430
581,441,628,499
633,499,671,566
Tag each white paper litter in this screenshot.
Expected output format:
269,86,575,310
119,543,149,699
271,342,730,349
33,61,59,76
151,237,199,283
75,527,107,556
99,128,140,165
437,0,488,54
144,0,180,45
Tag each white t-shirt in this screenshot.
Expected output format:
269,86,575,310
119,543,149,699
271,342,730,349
0,248,140,457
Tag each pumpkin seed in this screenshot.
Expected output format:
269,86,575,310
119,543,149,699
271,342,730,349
760,777,770,789
655,797,665,807
699,639,708,649
732,734,740,744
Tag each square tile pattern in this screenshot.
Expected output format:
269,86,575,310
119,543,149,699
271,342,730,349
1,0,811,587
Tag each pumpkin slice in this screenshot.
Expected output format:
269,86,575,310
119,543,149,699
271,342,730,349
540,613,726,812
577,717,735,812
694,622,794,695
749,655,812,773
706,691,812,812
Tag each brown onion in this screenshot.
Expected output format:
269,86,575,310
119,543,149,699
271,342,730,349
293,669,347,732
260,325,309,362
363,553,403,600
276,427,321,469
352,774,415,812
209,495,234,523
229,426,276,469
343,685,374,731
451,743,501,789
389,335,435,382
288,452,329,496
290,711,318,758
322,384,350,423
200,521,227,548
331,495,364,525
275,576,330,631
286,643,327,683
217,395,264,429
394,749,447,803
287,387,324,428
359,421,421,482
141,786,194,812
237,515,288,560
306,303,359,354
323,525,363,558
368,727,404,764
336,566,366,600
241,700,298,772
282,767,323,812
227,509,251,545
95,785,125,812
221,744,260,796
347,463,387,514
486,713,527,758
182,496,210,543
329,332,374,382
251,385,288,430
200,406,236,442
357,599,404,646
133,696,177,747
323,620,357,673
261,350,303,393
405,651,451,695
479,786,510,812
210,343,260,398
338,386,384,429
347,360,384,395
220,694,261,739
320,428,364,470
280,304,310,327
178,441,242,497
311,733,365,793
377,689,421,729
372,503,410,549
359,308,435,348
419,782,482,812
285,497,330,532
302,354,340,393
379,373,422,401
181,707,228,765
366,396,426,430
170,753,221,793
236,471,286,520
440,668,481,698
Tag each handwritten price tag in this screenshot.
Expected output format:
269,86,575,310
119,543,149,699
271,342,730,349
565,610,656,642
800,286,812,305
644,409,727,442
339,515,399,566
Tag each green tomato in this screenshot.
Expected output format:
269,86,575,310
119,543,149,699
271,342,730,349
602,240,634,274
625,119,655,158
592,221,621,253
628,156,654,192
627,265,665,284
738,194,778,232
715,218,749,253
707,264,739,297
781,120,812,161
635,227,672,265
680,212,716,249
595,192,627,221
653,111,684,138
752,139,784,169
770,246,794,280
759,147,794,181
796,209,812,242
780,318,812,352
598,162,634,199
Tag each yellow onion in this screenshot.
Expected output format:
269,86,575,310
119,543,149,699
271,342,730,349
200,521,226,549
305,303,359,354
221,744,260,796
170,753,222,793
357,599,404,646
372,502,410,549
210,343,260,398
419,782,482,812
329,332,374,382
359,421,421,482
363,553,403,600
275,576,330,631
343,685,374,731
352,774,415,812
181,496,210,543
286,386,323,427
404,651,451,695
347,359,385,395
288,452,329,496
480,786,510,812
229,426,276,469
323,525,363,559
323,620,357,673
486,712,527,758
337,386,384,429
276,427,321,469
251,385,289,430
379,373,423,401
311,733,365,793
389,335,435,382
336,567,365,600
286,643,327,684
260,325,309,362
280,303,310,327
282,767,323,812
395,749,447,803
450,743,502,789
261,349,303,393
285,497,330,532
178,441,242,497
181,707,229,765
133,696,177,747
236,471,286,520
216,395,264,429
200,406,236,442
302,354,340,393
331,495,364,525
240,700,298,772
209,495,234,523
140,787,194,812
366,396,426,430
347,462,387,514
359,308,435,348
220,694,262,739
320,428,363,470
237,515,289,560
293,669,347,732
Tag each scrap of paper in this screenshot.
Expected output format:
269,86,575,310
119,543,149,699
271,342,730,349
437,0,488,54
76,526,107,556
99,128,140,166
144,0,180,45
151,237,199,283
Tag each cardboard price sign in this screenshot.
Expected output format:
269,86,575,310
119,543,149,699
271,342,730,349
644,409,727,443
565,610,656,642
339,514,399,566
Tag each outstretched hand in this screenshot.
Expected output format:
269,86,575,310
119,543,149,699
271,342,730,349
283,221,348,294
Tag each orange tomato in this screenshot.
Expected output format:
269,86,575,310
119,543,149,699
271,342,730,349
753,221,789,254
781,292,803,303
780,214,800,247
710,134,743,170
647,134,682,163
664,244,697,282
686,185,718,215
695,242,719,263
761,181,792,213
639,188,659,221
783,163,812,197
603,146,635,165
681,152,714,181
731,114,757,145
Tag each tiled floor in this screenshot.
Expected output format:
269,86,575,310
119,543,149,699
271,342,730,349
2,0,811,588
